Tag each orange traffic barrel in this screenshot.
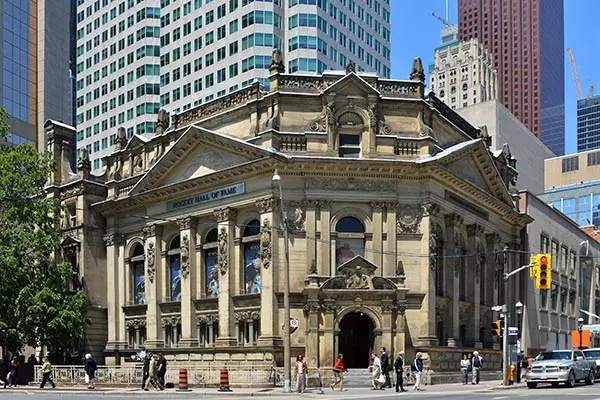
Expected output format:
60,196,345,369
218,368,232,392
178,368,190,392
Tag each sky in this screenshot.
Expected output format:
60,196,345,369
389,0,600,155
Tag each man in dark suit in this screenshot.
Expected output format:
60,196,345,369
380,347,392,389
394,351,407,392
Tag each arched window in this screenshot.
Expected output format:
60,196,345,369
204,228,219,298
131,244,145,305
243,219,261,294
168,236,181,301
335,216,365,267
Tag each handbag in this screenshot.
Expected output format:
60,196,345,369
377,374,386,384
85,372,90,384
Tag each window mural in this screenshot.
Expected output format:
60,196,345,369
169,254,182,301
133,260,145,304
205,248,219,298
244,241,261,294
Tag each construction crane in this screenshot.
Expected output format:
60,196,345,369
432,12,451,27
567,48,595,100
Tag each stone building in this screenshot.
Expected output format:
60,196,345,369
46,55,531,383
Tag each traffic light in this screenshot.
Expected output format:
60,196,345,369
530,255,538,280
491,320,502,337
535,253,551,289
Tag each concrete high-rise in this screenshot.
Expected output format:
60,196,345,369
0,0,74,149
75,0,392,171
577,94,600,152
458,0,565,156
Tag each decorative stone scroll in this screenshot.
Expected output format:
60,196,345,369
260,219,272,270
180,234,190,278
213,208,238,223
218,228,228,275
146,242,155,283
396,204,424,234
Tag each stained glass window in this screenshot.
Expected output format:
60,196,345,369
132,244,145,304
243,219,261,294
205,228,219,298
169,236,181,301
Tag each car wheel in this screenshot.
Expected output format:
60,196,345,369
527,382,537,389
586,370,595,385
566,371,576,388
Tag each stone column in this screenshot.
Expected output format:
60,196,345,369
215,207,238,347
178,217,197,347
143,225,164,348
467,224,483,348
445,214,462,347
318,201,332,276
384,203,397,277
320,298,336,367
380,299,395,351
104,233,126,355
393,305,407,355
256,197,279,346
304,296,320,368
371,202,384,270
305,200,318,273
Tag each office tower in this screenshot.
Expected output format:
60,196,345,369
1,0,73,149
429,38,497,110
458,0,565,156
577,94,600,152
75,0,391,171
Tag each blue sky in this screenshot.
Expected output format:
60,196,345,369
389,0,600,155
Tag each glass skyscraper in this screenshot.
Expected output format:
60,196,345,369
577,95,600,152
74,0,391,171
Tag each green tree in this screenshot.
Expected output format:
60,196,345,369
0,109,87,354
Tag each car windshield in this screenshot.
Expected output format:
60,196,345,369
537,352,571,361
584,350,600,360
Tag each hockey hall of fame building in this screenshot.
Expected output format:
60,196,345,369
46,56,531,383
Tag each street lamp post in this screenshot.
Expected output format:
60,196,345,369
272,169,292,393
578,317,585,351
515,301,523,384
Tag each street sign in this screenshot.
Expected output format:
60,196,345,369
290,318,299,334
508,327,519,336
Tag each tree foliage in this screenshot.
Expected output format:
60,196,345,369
0,109,87,353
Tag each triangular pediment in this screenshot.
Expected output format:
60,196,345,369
123,134,150,151
336,255,378,276
129,126,280,195
323,73,380,97
443,154,495,194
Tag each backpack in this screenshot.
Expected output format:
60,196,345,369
410,360,418,372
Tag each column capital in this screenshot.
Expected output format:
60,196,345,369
213,207,238,222
422,202,440,217
255,197,277,213
317,200,332,210
370,201,386,212
444,213,464,228
143,224,163,239
177,216,194,230
466,223,484,238
303,199,320,210
103,232,124,246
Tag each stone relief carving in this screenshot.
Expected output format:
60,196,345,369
108,156,122,181
155,109,169,136
260,219,272,270
307,177,393,192
303,303,320,313
161,316,182,327
422,202,440,217
197,314,219,324
454,241,463,277
180,234,190,278
125,319,147,329
177,217,192,230
475,243,485,284
218,227,228,275
214,208,238,223
285,201,306,233
396,261,405,277
429,229,439,272
320,302,337,314
255,197,276,214
234,310,261,322
396,204,424,234
345,268,374,290
146,242,155,283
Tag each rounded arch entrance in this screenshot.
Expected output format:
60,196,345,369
337,310,377,369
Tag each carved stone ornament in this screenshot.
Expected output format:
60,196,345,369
475,244,485,284
396,260,405,277
146,242,155,283
161,316,182,327
103,233,124,247
180,235,190,278
303,303,320,313
396,204,424,234
345,267,374,289
125,318,147,329
143,224,162,239
197,313,219,324
256,197,276,214
218,228,228,275
285,201,306,233
155,108,169,136
214,208,238,223
260,218,272,270
307,177,393,192
370,202,385,212
454,241,463,277
234,310,261,322
429,229,439,272
422,202,440,217
320,302,337,314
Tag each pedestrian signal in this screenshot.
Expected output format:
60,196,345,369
535,254,551,290
490,320,502,337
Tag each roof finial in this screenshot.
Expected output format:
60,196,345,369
410,57,425,82
269,48,285,74
345,62,356,74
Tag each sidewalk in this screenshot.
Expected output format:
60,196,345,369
0,380,524,396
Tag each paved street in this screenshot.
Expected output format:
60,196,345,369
5,382,600,399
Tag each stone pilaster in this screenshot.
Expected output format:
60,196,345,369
320,299,336,367
143,225,164,348
384,203,397,277
304,298,320,368
393,305,407,354
445,213,462,347
467,224,483,348
214,207,238,347
255,197,279,346
177,217,197,347
104,233,126,352
305,200,318,274
318,201,331,276
371,202,384,271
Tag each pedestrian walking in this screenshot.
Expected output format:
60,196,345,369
394,351,407,392
331,353,345,391
84,353,98,389
5,357,18,388
370,352,384,390
471,351,483,385
380,347,392,388
27,354,37,365
141,353,150,390
39,357,56,389
412,352,424,391
460,354,470,385
294,354,307,393
156,354,167,390
144,354,159,391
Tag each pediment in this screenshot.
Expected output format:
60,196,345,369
323,73,380,97
123,134,150,151
443,154,495,194
336,255,378,276
129,126,279,195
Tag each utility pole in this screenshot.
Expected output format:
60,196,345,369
502,246,510,386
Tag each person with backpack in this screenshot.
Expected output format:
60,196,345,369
84,353,98,389
411,352,424,391
471,351,483,385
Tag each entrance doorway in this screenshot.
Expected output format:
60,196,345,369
338,312,375,368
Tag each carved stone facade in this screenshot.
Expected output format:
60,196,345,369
45,68,531,382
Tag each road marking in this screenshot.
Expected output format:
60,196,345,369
492,397,509,400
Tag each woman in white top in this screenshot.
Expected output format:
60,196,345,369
371,353,382,390
460,354,471,385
